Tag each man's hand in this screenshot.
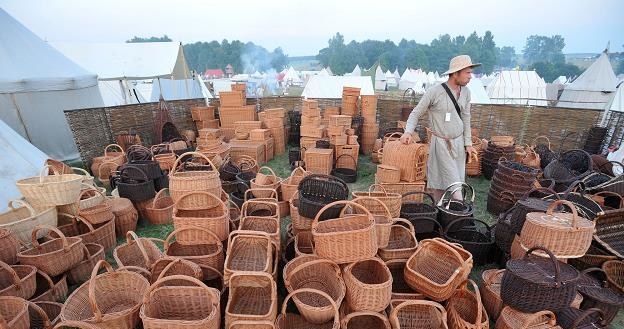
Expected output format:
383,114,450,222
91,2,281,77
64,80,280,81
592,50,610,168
466,145,477,158
400,132,413,145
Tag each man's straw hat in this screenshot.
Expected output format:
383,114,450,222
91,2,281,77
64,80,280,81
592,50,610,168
442,55,481,75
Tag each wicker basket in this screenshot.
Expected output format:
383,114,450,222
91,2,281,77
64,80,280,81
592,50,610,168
0,229,20,265
108,197,138,238
520,200,595,258
60,260,149,329
163,227,225,272
51,212,116,252
351,196,393,248
378,218,418,261
224,231,273,284
480,269,505,321
16,165,83,206
495,307,560,329
0,200,57,246
30,270,68,303
173,191,230,242
113,231,163,271
29,301,62,329
239,211,280,248
376,165,401,184
381,141,427,182
351,184,402,218
225,272,277,327
343,257,392,312
404,238,471,301
140,275,220,329
149,258,203,284
0,295,29,329
18,225,84,277
312,200,377,264
276,288,339,329
289,192,313,233
169,152,222,205
90,144,126,175
0,261,37,299
67,243,105,285
388,300,448,329
58,185,107,215
341,310,389,329
143,188,174,225
556,307,609,329
447,279,489,329
281,167,309,201
602,260,624,295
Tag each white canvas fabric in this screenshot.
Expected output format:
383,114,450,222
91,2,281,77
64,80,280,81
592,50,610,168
0,8,104,160
466,78,491,104
151,77,212,103
302,76,374,98
351,65,362,76
0,119,48,212
558,52,618,109
486,71,547,106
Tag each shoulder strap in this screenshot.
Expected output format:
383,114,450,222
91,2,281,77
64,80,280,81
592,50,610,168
441,83,462,118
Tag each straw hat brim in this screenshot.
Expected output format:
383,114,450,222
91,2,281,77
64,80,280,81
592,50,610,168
442,63,481,76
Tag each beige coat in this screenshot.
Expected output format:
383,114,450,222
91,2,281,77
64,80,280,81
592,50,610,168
404,83,473,190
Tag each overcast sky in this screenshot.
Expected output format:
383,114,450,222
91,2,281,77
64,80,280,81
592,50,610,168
1,0,622,56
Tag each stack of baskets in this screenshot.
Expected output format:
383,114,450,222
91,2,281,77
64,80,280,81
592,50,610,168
487,158,541,215
482,139,516,180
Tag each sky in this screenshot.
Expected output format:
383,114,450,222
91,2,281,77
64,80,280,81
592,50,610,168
1,0,623,56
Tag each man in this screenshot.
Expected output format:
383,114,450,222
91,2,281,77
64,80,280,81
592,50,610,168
400,55,479,201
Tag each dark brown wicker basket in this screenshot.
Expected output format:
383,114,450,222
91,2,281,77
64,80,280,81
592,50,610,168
576,268,624,324
555,307,611,329
298,174,349,221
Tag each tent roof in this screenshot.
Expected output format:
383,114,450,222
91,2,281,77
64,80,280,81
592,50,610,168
302,76,374,98
0,119,48,211
486,70,547,106
352,65,361,76
51,42,190,81
466,77,491,104
283,66,302,83
375,66,386,81
564,52,617,92
0,8,97,93
606,84,624,112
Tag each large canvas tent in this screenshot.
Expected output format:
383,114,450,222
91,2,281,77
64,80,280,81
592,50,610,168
374,65,387,90
0,8,104,160
486,71,547,106
466,78,491,104
52,41,200,106
558,52,618,109
301,76,375,98
0,119,48,211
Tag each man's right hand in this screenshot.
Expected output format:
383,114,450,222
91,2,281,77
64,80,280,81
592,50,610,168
400,132,413,144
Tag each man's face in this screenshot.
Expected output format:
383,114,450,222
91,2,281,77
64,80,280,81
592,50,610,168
453,68,472,86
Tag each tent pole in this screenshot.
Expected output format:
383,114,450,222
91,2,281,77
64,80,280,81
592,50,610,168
119,79,128,104
10,94,32,142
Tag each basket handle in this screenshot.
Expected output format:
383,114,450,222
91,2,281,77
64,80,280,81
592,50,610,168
32,225,70,251
73,214,97,234
437,182,475,207
369,183,389,195
533,135,551,149
483,269,505,286
335,154,356,168
28,301,52,328
79,243,93,261
97,161,119,179
104,144,124,157
444,217,492,236
36,269,56,290
384,132,404,140
71,167,93,179
170,151,216,175
521,187,559,200
53,320,102,329
258,165,277,177
390,300,447,327
284,258,341,285
7,199,37,217
125,230,153,269
87,260,115,323
77,185,106,204
572,308,608,328
289,166,307,178
244,188,278,202
599,160,624,174
280,288,339,325
351,196,391,219
405,216,443,235
546,199,580,228
163,226,223,252
523,246,561,286
467,151,479,164
593,191,624,208
311,200,375,230
392,218,415,235
341,310,389,329
117,265,151,277
580,267,608,288
119,164,149,182
520,309,557,329
151,188,169,208
143,273,219,305
176,191,226,212
401,191,435,205
0,260,22,287
241,199,279,217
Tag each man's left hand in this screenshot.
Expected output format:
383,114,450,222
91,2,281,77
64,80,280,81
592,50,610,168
466,146,477,159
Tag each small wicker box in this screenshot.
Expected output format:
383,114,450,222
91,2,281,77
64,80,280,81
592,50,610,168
219,106,257,127
303,99,318,108
304,148,334,175
345,128,355,136
262,118,284,129
329,115,352,127
250,129,271,141
301,125,325,138
335,144,359,169
229,141,266,164
323,107,340,118
219,91,245,107
262,108,286,118
191,106,215,121
347,135,358,145
301,115,321,126
330,134,348,146
195,119,219,129
377,164,401,183
197,128,221,139
327,125,346,136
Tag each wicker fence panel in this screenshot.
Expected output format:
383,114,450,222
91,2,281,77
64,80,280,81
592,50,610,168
65,107,112,166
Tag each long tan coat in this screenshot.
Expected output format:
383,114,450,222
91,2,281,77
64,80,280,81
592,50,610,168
404,83,473,190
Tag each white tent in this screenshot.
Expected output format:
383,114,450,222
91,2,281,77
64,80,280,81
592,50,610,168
486,71,547,106
0,8,104,160
283,66,303,86
302,76,375,98
399,69,426,93
0,119,48,211
553,76,568,84
558,52,618,109
466,77,491,104
385,70,397,88
326,67,334,76
375,66,387,90
97,80,148,106
351,65,362,76
393,69,401,84
606,83,624,112
318,68,330,76
150,76,212,102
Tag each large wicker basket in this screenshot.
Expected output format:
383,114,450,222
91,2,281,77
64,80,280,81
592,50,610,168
276,288,339,329
172,191,230,242
169,152,222,205
163,227,225,272
18,225,84,277
0,200,57,245
224,231,273,284
343,257,392,312
225,272,277,327
112,231,163,271
0,261,37,300
16,165,83,206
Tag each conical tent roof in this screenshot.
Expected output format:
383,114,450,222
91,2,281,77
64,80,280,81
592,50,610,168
558,52,618,109
352,64,361,76
0,8,103,160
606,83,624,112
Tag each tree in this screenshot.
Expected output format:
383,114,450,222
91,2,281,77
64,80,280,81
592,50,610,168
126,35,172,43
523,35,566,65
497,46,517,68
530,61,581,82
480,31,497,74
270,47,288,71
616,45,624,75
